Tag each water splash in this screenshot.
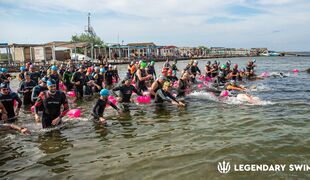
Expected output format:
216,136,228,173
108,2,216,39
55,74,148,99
188,91,274,106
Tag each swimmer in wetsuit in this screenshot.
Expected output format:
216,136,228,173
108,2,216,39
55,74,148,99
92,89,120,124
34,79,69,129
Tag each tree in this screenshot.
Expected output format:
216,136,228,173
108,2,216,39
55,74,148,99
198,46,210,55
71,33,105,45
71,33,106,54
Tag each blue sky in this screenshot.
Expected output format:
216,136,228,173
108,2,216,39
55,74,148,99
1,0,310,51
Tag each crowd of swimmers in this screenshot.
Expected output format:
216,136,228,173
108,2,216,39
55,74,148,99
0,58,258,134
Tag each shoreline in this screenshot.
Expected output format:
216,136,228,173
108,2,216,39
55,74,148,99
1,55,277,73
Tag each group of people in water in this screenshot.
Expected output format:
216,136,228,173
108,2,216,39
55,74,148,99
0,58,258,135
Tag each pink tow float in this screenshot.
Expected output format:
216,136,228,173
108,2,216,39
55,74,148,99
136,96,151,103
67,91,76,97
197,84,203,89
220,90,229,97
67,109,81,118
107,96,117,107
260,72,269,77
198,75,205,81
59,82,66,91
292,69,299,73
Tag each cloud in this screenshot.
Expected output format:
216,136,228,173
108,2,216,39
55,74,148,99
1,0,310,51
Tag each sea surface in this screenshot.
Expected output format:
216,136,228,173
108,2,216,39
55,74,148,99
1,56,310,179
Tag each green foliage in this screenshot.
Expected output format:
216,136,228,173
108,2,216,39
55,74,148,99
71,33,105,46
71,33,106,54
198,46,210,54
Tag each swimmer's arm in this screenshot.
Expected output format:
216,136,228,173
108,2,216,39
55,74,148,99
132,86,142,96
167,93,179,104
107,100,119,111
59,94,69,118
111,87,120,97
150,82,158,95
14,95,22,109
34,93,44,115
92,101,100,119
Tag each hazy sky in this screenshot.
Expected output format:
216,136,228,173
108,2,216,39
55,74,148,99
1,0,310,51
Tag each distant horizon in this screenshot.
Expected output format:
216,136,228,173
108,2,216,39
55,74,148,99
1,0,310,52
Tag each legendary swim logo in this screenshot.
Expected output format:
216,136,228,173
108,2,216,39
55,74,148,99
217,161,310,174
217,161,231,174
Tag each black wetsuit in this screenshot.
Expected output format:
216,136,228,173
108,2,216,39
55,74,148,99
112,84,142,103
177,79,188,97
231,69,239,81
112,70,119,83
205,65,212,77
92,99,119,119
18,72,25,82
34,90,69,128
211,66,218,78
18,80,36,105
155,89,179,103
29,71,41,85
84,74,94,96
72,71,86,98
105,70,114,87
135,69,148,92
49,73,60,90
0,74,11,85
31,85,48,103
150,80,163,99
167,76,178,82
62,70,73,91
147,65,157,79
190,66,201,83
0,92,22,121
93,73,104,92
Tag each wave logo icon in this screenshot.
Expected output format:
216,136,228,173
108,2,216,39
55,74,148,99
218,161,231,174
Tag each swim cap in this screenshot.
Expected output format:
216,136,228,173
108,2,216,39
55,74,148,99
0,83,9,89
100,89,110,97
194,60,198,64
51,65,57,71
218,71,224,77
140,62,147,69
1,68,8,73
20,66,26,71
163,81,170,87
94,66,100,71
221,64,227,69
47,79,56,87
150,61,155,65
29,65,34,69
41,77,48,83
100,68,105,73
87,67,92,73
234,64,238,68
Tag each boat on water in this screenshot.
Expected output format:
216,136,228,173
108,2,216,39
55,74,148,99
261,50,281,56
